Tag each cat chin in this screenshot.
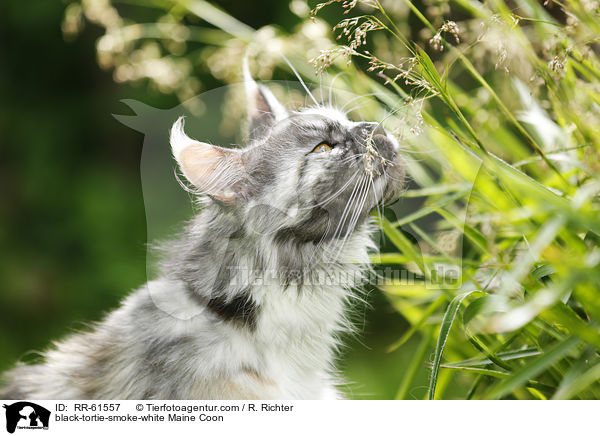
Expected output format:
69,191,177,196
372,164,405,207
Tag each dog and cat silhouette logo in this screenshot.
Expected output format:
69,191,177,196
2,402,50,433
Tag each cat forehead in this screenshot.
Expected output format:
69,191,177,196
297,106,356,127
268,106,363,141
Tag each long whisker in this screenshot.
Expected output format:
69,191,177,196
282,55,320,107
299,169,360,211
340,153,364,164
306,215,332,268
348,175,371,236
331,174,365,242
380,159,405,183
369,174,388,246
334,174,368,254
335,174,370,260
340,93,381,113
318,67,324,105
328,71,346,107
369,174,382,221
342,105,367,117
333,175,364,240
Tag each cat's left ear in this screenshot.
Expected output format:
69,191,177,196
170,117,247,203
244,59,288,141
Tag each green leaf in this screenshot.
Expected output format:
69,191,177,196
463,295,511,326
484,336,580,399
380,217,430,279
532,264,556,284
553,360,600,399
540,303,600,349
388,295,446,351
400,183,472,198
442,348,542,368
175,0,255,41
438,365,509,378
435,208,490,254
552,347,598,399
393,188,470,228
428,291,475,400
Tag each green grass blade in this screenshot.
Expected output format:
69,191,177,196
539,303,600,349
428,291,474,399
484,336,580,399
438,365,509,378
552,361,600,399
551,347,597,399
442,348,541,368
380,217,430,279
392,188,471,228
175,0,255,41
388,295,446,351
401,183,473,198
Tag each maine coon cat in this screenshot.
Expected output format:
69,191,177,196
0,70,405,400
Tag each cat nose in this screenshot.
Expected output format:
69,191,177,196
357,122,393,154
358,122,386,136
373,123,386,136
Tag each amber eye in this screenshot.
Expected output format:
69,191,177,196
312,142,332,153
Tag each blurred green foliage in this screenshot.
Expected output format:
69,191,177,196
0,0,147,371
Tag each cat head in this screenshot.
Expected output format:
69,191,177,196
170,74,405,245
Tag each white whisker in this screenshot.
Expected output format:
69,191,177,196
369,174,382,220
340,93,381,113
328,71,346,107
282,54,320,107
335,175,370,260
301,169,361,211
331,174,364,242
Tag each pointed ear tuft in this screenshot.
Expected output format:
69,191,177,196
170,116,195,160
243,60,288,141
170,117,245,203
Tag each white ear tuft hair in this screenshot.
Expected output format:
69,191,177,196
168,116,245,203
242,56,254,89
170,116,196,161
243,60,288,141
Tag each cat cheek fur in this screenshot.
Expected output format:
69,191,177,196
0,72,403,400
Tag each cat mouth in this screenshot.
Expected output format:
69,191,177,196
365,133,405,207
372,165,404,208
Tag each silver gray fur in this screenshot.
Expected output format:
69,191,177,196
0,78,404,400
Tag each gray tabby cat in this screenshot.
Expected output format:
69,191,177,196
0,71,404,399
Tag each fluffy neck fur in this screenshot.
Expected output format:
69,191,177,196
0,217,375,400
161,202,375,385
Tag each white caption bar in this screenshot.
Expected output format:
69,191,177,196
0,400,595,436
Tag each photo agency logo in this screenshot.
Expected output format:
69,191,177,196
2,402,50,434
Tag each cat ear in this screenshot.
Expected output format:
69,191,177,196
170,117,246,203
243,59,288,141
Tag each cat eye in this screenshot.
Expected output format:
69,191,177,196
311,142,332,153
